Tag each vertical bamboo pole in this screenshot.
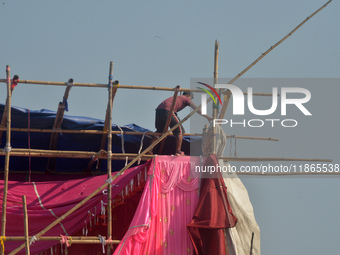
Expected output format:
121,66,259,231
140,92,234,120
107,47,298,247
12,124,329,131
22,196,30,255
158,85,180,154
212,40,219,155
106,61,114,255
87,80,119,173
1,66,12,252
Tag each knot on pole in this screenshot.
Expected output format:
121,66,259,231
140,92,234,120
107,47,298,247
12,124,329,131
4,145,11,152
60,235,72,247
98,235,106,254
29,236,37,245
105,175,113,185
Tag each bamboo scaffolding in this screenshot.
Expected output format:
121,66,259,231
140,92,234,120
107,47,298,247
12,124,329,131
1,66,12,251
47,79,74,172
218,0,333,119
7,93,200,255
158,85,180,154
106,61,114,255
0,78,272,96
1,3,334,249
22,196,30,255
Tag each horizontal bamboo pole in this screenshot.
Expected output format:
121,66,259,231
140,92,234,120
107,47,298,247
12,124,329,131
0,78,272,96
0,149,155,160
0,127,278,141
4,236,120,244
221,157,332,162
226,135,279,141
237,172,340,176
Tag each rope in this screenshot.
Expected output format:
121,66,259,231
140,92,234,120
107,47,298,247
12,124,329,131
116,124,126,154
98,235,106,254
0,236,6,254
106,175,113,185
137,132,147,165
60,235,72,247
4,143,11,152
29,236,37,245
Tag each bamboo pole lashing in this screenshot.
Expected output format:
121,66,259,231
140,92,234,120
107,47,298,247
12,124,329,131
1,66,12,252
158,85,180,154
218,0,333,119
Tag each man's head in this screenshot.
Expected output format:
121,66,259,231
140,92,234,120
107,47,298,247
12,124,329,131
182,91,193,99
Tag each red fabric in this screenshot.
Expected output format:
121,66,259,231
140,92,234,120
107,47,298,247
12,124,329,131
0,161,150,255
187,155,238,255
157,95,191,112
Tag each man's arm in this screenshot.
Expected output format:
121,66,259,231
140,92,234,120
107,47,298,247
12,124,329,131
189,101,213,122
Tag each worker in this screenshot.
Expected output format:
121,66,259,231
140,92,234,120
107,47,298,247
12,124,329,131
149,90,212,156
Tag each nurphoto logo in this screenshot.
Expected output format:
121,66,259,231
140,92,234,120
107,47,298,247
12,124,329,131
199,83,312,128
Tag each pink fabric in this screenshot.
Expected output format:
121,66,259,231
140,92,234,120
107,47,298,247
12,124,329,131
0,162,149,255
114,156,205,255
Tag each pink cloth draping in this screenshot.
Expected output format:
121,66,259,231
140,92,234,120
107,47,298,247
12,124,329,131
113,156,205,255
0,162,149,255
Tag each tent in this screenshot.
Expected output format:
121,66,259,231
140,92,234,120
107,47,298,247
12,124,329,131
0,105,260,255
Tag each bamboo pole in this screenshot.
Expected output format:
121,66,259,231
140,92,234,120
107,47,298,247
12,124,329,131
212,40,219,154
1,66,12,252
221,157,332,162
225,135,278,141
89,79,119,173
237,172,340,176
0,127,280,141
218,0,333,119
158,85,180,154
0,149,156,159
22,196,30,255
0,78,272,96
47,79,74,172
5,236,107,241
106,61,114,255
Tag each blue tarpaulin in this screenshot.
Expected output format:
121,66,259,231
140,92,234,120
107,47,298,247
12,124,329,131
0,104,201,177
